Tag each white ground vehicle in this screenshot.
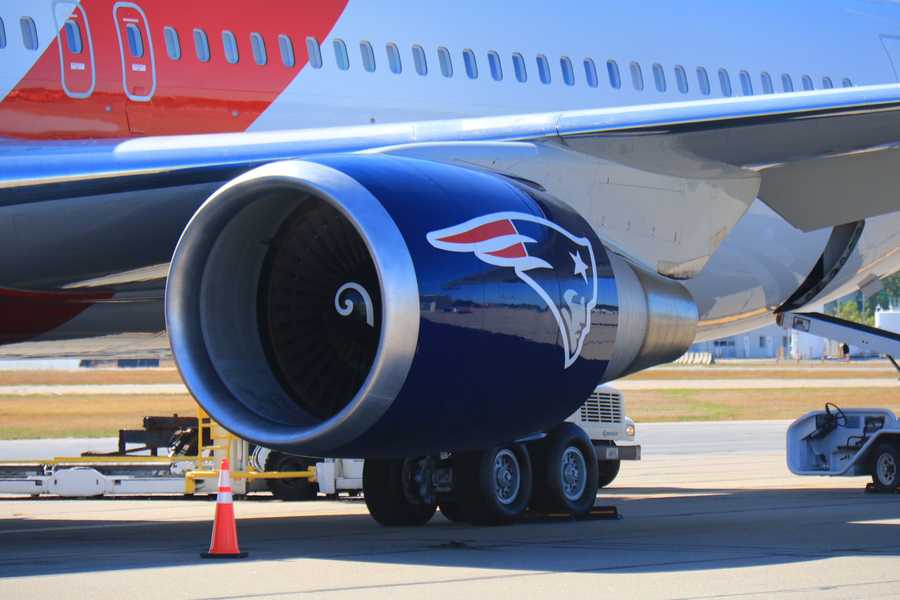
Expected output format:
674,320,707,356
0,386,638,500
781,310,900,492
788,404,900,492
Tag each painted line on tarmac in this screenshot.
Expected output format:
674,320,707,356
613,378,900,390
0,384,189,395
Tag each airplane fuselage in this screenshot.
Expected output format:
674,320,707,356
1,0,900,357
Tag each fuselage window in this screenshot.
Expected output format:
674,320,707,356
278,34,295,67
584,58,598,88
697,67,710,95
250,33,267,66
64,20,83,54
412,44,427,75
463,48,478,79
360,41,376,72
782,73,794,92
652,63,666,92
306,37,322,68
537,54,551,84
718,68,732,96
561,56,575,86
334,39,350,70
801,75,814,90
513,52,527,82
842,77,853,87
386,43,402,74
126,23,145,58
675,65,688,93
222,30,238,64
739,70,753,95
164,26,181,60
437,46,453,77
488,50,503,81
193,29,210,62
607,60,621,89
20,17,38,51
630,61,644,90
0,17,6,49
822,76,834,89
761,71,774,94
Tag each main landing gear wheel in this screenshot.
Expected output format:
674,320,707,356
456,444,533,525
363,458,437,526
531,423,600,517
871,444,899,492
265,453,318,501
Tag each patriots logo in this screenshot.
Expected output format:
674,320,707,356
426,212,598,369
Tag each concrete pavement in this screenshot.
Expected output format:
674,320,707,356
1,421,897,600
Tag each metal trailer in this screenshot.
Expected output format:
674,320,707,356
780,310,900,492
0,407,316,499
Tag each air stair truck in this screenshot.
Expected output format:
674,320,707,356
781,311,900,492
0,385,638,498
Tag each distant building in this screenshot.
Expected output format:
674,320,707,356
692,305,899,360
690,323,792,360
875,306,900,334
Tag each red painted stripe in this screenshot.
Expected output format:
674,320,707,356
439,220,516,244
0,0,349,139
487,243,528,258
0,287,113,344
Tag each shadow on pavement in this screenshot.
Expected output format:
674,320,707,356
1,485,898,580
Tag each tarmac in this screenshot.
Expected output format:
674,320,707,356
0,421,898,600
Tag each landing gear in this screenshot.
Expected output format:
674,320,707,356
363,458,437,526
362,433,612,526
871,444,899,492
531,423,600,517
455,445,533,525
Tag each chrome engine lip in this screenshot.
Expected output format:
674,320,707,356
165,159,420,451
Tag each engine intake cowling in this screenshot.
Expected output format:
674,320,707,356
166,155,696,457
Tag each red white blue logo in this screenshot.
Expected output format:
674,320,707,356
427,212,598,369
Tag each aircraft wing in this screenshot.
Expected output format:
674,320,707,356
4,83,900,234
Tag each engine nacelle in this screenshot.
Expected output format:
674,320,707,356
166,155,696,456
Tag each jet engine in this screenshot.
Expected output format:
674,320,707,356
166,155,696,456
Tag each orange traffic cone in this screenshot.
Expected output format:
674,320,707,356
201,458,248,559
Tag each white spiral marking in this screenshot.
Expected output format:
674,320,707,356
334,282,375,328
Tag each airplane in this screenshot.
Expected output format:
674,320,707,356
2,0,900,525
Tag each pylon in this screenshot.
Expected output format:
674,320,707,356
201,458,248,559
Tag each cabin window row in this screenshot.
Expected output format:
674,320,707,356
302,36,855,97
0,16,858,97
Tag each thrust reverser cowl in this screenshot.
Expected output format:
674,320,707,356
166,155,696,457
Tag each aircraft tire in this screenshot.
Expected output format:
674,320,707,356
363,458,437,526
455,444,533,525
530,423,599,517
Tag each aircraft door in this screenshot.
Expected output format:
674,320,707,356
113,2,157,101
54,2,95,98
